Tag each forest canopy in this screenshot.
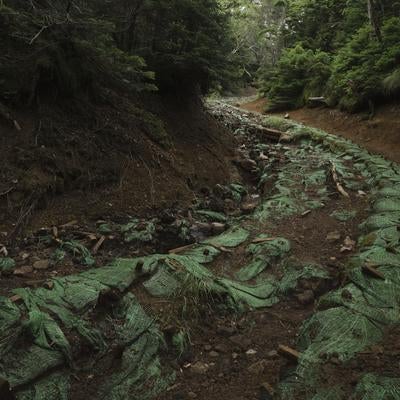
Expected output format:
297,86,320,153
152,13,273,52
245,0,400,111
1,0,399,112
0,0,235,105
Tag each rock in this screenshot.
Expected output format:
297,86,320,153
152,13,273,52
13,265,33,276
241,201,258,214
267,350,278,358
33,259,50,270
296,290,315,305
191,361,209,375
229,334,252,349
246,349,257,355
284,113,290,119
209,351,219,358
326,231,341,242
340,236,356,252
217,325,236,336
247,360,267,375
238,158,258,172
211,222,226,234
214,343,229,353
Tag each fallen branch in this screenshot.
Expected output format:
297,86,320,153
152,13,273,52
169,243,196,254
252,237,277,244
330,161,350,198
278,345,301,361
92,235,106,254
362,264,385,280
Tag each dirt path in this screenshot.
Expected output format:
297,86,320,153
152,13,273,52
241,98,400,164
1,100,400,400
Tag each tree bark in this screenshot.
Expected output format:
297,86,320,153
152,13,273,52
367,0,382,42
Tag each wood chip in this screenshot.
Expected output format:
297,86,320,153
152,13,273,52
362,264,385,280
92,235,106,254
301,210,311,217
278,345,301,361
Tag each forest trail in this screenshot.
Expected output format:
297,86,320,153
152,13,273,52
2,100,400,400
241,98,400,164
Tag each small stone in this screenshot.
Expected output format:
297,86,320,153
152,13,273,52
296,290,315,305
229,334,252,349
241,201,258,214
246,349,257,355
209,351,219,358
33,259,50,270
284,113,290,119
267,350,278,358
211,222,226,234
191,361,209,375
13,265,33,276
326,231,341,242
214,343,228,353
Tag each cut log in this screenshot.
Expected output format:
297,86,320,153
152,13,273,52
308,97,327,107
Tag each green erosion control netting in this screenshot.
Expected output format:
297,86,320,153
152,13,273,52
258,116,400,399
2,107,400,399
1,226,319,399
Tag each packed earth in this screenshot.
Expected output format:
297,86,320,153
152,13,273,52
1,99,400,400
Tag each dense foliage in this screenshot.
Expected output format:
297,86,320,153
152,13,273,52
0,0,234,105
256,0,400,111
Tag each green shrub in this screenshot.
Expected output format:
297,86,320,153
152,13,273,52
327,17,400,111
259,44,331,110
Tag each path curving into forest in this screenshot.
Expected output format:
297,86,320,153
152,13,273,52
241,98,400,165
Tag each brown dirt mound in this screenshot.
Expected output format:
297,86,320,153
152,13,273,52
0,92,238,236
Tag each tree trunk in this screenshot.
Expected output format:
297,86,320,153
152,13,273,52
367,0,382,42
